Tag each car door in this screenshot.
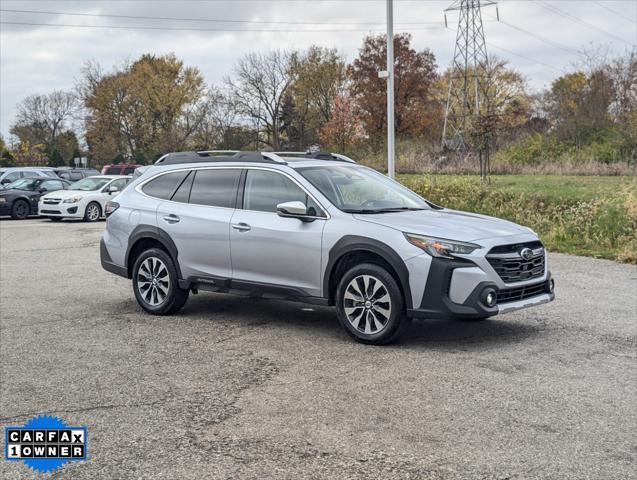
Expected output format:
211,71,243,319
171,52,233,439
229,168,327,297
155,168,241,280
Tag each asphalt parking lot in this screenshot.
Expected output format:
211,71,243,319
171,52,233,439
0,218,635,479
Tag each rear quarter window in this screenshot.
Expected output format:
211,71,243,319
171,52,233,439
142,171,189,200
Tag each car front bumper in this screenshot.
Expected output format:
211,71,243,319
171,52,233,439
38,202,83,218
405,250,555,320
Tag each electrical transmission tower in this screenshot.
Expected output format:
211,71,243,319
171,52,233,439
442,0,497,151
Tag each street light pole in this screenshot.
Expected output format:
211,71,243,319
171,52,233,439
386,0,395,179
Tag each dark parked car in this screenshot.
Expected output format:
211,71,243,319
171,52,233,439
0,177,70,219
101,164,141,175
53,167,100,182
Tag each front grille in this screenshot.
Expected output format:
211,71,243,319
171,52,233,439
497,282,547,304
43,198,61,205
487,241,545,283
40,209,61,214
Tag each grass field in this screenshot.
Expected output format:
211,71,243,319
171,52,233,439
395,174,637,263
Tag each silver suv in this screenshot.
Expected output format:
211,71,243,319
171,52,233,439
101,151,555,344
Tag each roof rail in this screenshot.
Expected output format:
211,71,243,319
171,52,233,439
152,150,288,166
272,151,357,164
196,150,240,155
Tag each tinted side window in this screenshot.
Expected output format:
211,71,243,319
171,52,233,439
171,171,194,203
189,169,240,208
123,167,137,175
243,169,324,216
110,178,131,191
104,167,120,175
42,180,64,191
142,172,187,199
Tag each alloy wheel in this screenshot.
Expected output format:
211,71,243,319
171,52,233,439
136,257,170,306
86,204,100,221
343,275,391,334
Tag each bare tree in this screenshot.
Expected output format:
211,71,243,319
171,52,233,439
225,50,295,149
10,90,78,154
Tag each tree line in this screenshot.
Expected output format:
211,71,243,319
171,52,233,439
1,34,635,171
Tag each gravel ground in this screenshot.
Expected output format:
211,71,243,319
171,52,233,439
0,219,635,480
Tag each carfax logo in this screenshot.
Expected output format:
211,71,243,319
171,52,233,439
4,415,88,474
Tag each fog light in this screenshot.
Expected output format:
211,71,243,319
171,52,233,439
549,278,555,293
483,289,497,307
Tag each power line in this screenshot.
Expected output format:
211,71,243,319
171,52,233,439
0,8,444,26
487,42,566,73
483,13,581,56
593,1,637,24
0,20,446,33
532,0,635,46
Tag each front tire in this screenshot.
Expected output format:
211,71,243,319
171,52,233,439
11,199,30,220
84,202,101,222
132,248,189,315
335,263,408,345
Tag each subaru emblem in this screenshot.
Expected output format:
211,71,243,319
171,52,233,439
520,248,533,260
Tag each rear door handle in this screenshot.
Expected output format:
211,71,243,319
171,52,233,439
232,222,251,232
163,214,180,224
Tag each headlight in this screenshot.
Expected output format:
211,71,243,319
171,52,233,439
0,197,5,203
404,233,480,259
63,196,83,204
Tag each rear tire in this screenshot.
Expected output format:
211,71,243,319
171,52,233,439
84,202,101,222
335,263,408,345
11,199,29,220
132,248,189,315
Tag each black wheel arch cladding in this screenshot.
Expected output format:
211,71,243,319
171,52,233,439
125,225,182,279
325,235,412,308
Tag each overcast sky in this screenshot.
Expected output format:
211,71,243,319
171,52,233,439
0,0,635,138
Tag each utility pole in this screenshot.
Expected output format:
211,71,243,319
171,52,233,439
386,0,395,178
442,0,497,151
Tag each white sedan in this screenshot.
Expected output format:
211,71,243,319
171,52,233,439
39,175,131,222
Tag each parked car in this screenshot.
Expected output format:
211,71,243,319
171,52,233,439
0,167,57,187
39,175,131,222
100,150,555,345
101,164,141,175
0,177,70,219
52,167,100,182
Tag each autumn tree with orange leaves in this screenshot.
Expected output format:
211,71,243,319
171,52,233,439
348,33,443,144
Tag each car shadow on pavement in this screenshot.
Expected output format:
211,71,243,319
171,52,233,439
176,293,544,350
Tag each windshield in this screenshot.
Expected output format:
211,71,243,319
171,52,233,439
297,165,429,213
4,178,42,191
69,177,110,191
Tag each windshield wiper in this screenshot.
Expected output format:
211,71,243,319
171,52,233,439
345,207,426,214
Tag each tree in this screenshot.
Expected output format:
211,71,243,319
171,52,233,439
318,94,365,152
10,90,78,157
81,54,207,164
348,33,441,143
282,46,347,148
11,140,46,167
226,50,295,149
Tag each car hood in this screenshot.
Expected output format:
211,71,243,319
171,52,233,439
41,189,93,199
353,208,530,242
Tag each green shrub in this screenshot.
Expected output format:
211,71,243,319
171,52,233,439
399,175,637,263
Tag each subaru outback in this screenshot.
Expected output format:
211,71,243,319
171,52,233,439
100,151,555,345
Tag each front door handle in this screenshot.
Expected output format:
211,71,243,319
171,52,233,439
163,214,180,224
232,222,251,232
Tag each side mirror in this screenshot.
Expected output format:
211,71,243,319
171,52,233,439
1,178,11,184
277,201,308,219
39,187,48,193
107,186,119,194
